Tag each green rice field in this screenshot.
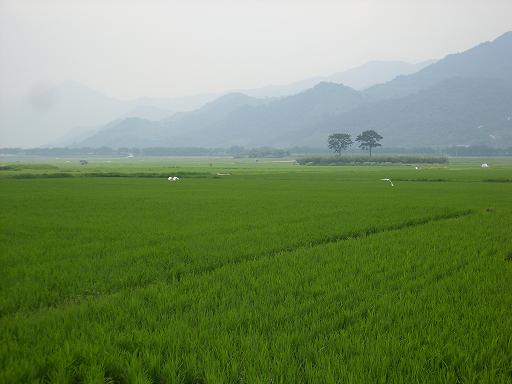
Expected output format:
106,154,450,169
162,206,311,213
1,157,511,383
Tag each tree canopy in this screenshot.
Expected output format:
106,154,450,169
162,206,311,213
355,130,383,157
328,133,353,156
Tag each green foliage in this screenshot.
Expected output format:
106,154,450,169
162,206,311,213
297,155,448,165
356,130,383,156
1,159,512,382
328,133,353,155
240,147,290,158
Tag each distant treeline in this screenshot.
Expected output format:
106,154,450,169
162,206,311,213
443,146,512,156
0,146,292,158
370,146,512,156
0,147,227,157
1,145,512,157
0,146,293,158
297,156,449,165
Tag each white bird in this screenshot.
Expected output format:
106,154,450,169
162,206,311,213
481,163,489,168
380,178,394,187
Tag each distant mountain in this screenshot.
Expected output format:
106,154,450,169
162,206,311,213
75,83,370,148
49,103,176,147
307,77,512,148
365,31,512,99
208,82,371,147
10,59,431,147
9,81,127,147
74,118,164,148
326,60,436,90
77,93,268,147
71,31,512,149
1,81,218,147
242,60,434,98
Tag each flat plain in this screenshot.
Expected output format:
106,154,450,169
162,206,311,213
1,157,511,383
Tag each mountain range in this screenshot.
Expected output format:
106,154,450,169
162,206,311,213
0,58,434,148
63,31,512,149
239,60,434,98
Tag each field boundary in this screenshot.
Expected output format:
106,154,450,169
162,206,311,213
185,209,475,281
270,209,474,257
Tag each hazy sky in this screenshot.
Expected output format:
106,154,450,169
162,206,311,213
1,0,511,101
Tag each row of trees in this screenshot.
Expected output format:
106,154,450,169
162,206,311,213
328,130,383,157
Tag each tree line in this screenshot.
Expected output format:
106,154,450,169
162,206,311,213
328,130,383,157
0,146,290,158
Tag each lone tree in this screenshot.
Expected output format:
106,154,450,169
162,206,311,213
355,130,382,157
328,133,353,156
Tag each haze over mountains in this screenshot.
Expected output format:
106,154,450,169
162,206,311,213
366,31,512,99
77,83,370,148
0,59,433,148
239,60,435,98
312,77,512,147
7,31,511,149
72,31,512,149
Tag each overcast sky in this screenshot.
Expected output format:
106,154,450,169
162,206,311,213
1,0,511,101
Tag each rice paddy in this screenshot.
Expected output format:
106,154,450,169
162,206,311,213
1,157,511,383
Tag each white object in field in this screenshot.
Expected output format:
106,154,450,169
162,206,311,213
127,154,134,158
481,163,489,168
175,177,180,181
380,178,394,187
168,176,179,181
415,166,419,170
216,173,231,176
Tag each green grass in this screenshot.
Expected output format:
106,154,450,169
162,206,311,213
1,158,512,382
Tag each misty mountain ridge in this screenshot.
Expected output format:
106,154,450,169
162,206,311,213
365,31,512,99
77,83,366,148
176,82,370,147
35,59,436,147
308,77,512,147
42,83,219,146
241,60,435,98
71,30,512,149
0,57,426,148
